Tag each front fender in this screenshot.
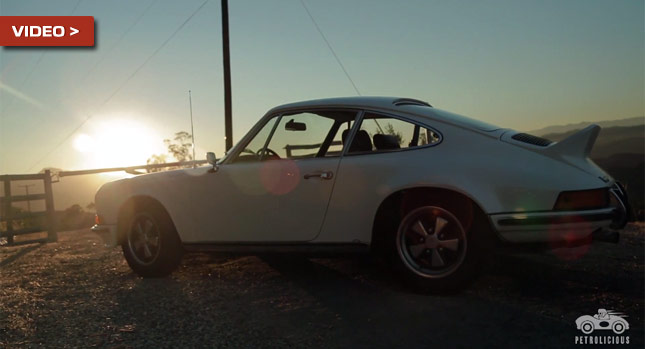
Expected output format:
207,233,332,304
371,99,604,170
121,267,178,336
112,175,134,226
94,169,197,241
612,318,629,329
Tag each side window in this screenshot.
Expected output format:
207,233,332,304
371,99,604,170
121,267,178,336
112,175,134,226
347,113,440,154
233,115,279,163
264,110,357,160
326,119,357,157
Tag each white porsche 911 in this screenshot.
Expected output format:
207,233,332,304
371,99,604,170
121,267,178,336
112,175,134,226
92,97,631,292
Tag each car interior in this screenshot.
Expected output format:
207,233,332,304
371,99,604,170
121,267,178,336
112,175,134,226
233,111,437,163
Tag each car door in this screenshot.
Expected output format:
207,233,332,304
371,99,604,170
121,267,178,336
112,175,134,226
189,109,359,243
318,111,443,243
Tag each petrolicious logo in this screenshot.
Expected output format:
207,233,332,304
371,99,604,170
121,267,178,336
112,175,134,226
574,308,630,345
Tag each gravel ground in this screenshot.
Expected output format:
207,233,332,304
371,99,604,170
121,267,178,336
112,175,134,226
1,224,643,348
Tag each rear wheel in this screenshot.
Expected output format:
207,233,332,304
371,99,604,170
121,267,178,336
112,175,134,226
580,321,594,334
391,203,484,293
122,206,183,277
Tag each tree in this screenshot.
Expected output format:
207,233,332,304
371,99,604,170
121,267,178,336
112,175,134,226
384,123,404,146
146,154,168,173
0,205,41,229
419,132,428,146
60,204,93,231
64,204,84,215
165,131,193,162
146,131,193,173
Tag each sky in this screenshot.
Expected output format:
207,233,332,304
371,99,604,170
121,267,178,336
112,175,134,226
0,0,643,175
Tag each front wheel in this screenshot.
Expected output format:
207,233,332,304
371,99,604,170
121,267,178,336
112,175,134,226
612,321,626,335
122,207,183,277
393,205,482,293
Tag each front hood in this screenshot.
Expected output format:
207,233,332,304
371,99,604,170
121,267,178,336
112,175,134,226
125,167,191,182
96,167,192,195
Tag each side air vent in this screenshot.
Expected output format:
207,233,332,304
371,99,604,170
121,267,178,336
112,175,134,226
393,98,432,107
511,133,553,147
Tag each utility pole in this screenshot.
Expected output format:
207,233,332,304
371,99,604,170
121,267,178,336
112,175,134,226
189,90,196,166
221,0,233,151
18,184,35,213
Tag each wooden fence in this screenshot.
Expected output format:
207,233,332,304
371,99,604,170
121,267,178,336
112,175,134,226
0,170,57,246
0,160,208,247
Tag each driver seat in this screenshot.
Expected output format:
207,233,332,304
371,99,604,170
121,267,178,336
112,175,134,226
342,129,373,153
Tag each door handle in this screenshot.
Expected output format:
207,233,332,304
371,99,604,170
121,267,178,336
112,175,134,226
304,171,333,180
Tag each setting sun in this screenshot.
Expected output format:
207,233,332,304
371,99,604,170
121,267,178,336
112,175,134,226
73,118,164,169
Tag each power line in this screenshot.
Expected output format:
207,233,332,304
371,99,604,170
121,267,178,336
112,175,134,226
1,0,83,115
26,0,211,172
49,0,158,122
298,1,384,133
299,0,361,96
70,0,83,13
93,0,210,116
78,0,159,86
0,52,45,115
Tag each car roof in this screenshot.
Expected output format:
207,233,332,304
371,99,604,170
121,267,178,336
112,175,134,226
269,96,426,111
269,96,502,132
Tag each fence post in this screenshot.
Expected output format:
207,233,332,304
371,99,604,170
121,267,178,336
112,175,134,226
3,178,14,244
44,170,57,242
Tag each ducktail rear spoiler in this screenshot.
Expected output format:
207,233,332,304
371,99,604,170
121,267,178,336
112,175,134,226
541,124,609,178
545,124,600,158
501,124,606,177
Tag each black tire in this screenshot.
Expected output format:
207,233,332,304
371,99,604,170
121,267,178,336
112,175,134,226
388,199,486,294
612,321,626,335
580,321,594,334
121,204,183,277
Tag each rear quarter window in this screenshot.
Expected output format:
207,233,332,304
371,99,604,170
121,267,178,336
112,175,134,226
346,113,441,154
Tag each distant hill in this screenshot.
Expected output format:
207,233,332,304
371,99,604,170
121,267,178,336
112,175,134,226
542,125,644,159
529,116,644,136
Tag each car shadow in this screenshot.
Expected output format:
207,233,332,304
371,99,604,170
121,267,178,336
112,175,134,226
260,254,399,294
257,255,577,347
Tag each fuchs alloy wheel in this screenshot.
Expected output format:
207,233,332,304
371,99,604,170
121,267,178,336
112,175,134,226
127,213,162,266
393,205,481,293
121,206,183,277
397,206,467,278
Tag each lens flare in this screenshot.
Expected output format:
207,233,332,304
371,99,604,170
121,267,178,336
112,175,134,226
548,216,593,260
260,160,300,195
72,117,164,169
73,134,96,153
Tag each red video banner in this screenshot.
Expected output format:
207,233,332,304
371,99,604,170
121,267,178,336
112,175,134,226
0,16,94,46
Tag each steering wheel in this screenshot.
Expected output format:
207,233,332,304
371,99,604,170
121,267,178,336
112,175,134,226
257,148,280,159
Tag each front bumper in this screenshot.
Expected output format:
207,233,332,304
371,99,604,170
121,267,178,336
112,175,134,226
91,224,118,247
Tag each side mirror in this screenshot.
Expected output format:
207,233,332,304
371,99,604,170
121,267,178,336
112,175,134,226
206,152,218,172
285,119,306,131
206,152,217,165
